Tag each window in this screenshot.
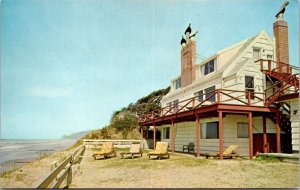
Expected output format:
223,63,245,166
163,127,170,139
167,102,172,108
200,122,219,139
175,78,181,89
195,90,204,102
253,49,260,61
245,76,254,99
237,122,249,138
173,99,179,112
205,86,216,101
267,54,273,60
203,59,215,75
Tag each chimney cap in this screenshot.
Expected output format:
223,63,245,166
185,23,192,34
180,35,186,45
275,1,289,19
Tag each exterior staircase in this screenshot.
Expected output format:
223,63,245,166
258,59,299,106
268,102,292,153
258,59,299,153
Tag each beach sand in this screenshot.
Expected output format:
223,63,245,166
1,147,298,188
0,149,74,188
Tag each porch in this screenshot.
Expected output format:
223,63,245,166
138,87,288,160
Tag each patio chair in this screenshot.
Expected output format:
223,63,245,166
92,142,116,160
120,143,143,159
204,145,239,159
148,141,170,160
183,142,195,153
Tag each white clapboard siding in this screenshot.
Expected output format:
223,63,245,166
289,99,299,152
159,113,278,157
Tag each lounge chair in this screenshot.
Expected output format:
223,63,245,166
92,142,116,160
148,141,170,160
204,145,239,159
183,142,195,153
120,143,143,159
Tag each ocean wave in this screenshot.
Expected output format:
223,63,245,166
0,145,26,150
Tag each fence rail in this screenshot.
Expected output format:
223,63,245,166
83,139,141,149
37,145,85,189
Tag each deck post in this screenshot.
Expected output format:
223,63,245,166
263,116,267,153
276,110,281,153
171,119,175,153
196,114,200,157
146,127,149,139
248,112,253,159
153,124,156,149
218,111,223,160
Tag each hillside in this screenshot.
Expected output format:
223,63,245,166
70,86,170,148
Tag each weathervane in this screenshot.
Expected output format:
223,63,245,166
275,1,289,20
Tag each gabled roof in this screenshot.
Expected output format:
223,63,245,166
221,30,273,77
226,58,251,76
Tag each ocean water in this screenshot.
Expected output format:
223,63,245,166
0,139,76,173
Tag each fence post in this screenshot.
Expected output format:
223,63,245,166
66,166,72,188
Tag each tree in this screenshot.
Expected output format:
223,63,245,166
111,111,138,139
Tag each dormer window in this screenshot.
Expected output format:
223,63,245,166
175,78,181,89
203,58,215,75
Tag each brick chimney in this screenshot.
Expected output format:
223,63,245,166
273,15,289,65
181,40,196,88
181,24,196,88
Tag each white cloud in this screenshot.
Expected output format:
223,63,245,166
27,87,71,98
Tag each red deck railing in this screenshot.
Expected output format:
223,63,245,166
256,59,294,75
139,89,265,123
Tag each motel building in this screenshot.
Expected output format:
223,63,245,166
139,5,299,159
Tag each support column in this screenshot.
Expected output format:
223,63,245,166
196,114,200,157
153,125,156,149
248,112,253,159
263,116,267,153
171,119,175,153
146,128,149,140
218,111,223,160
276,110,281,153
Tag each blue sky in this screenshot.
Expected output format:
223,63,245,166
1,0,299,139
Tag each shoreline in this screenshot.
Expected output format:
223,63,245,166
0,139,78,175
0,141,81,188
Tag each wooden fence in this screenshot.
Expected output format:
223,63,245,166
83,139,141,149
37,145,85,189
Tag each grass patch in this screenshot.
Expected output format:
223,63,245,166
0,168,17,178
15,173,27,181
97,151,211,170
172,156,209,167
254,155,280,163
38,153,51,160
